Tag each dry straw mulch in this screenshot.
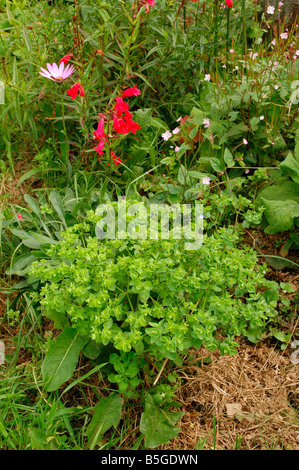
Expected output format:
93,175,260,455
159,341,299,450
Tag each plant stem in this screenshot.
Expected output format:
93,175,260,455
60,87,70,181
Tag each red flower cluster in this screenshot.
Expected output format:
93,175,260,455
225,0,233,7
93,85,141,166
67,82,85,99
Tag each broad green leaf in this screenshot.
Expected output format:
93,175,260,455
42,328,88,392
255,181,299,207
86,393,123,450
140,393,184,449
278,153,299,184
261,198,299,234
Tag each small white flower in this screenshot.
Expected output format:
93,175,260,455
280,32,288,39
161,130,172,141
270,39,276,46
296,50,299,56
267,6,275,15
172,127,180,135
260,115,265,120
243,138,248,145
274,84,279,89
203,118,211,128
174,146,180,152
202,177,211,185
230,49,234,53
235,65,239,70
204,74,211,81
177,116,182,122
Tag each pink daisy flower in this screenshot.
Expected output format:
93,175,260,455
39,62,75,83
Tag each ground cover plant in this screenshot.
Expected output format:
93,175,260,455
0,0,298,450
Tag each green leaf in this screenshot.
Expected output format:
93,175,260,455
261,198,299,234
24,194,42,217
140,392,184,449
190,107,204,125
42,328,88,392
223,148,235,167
5,253,36,276
17,168,40,187
278,153,299,184
86,393,123,450
49,191,66,227
134,108,152,128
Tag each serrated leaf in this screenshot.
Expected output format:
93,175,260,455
86,393,123,450
42,328,88,392
140,393,184,449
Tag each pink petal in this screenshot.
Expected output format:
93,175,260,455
52,63,59,76
58,61,65,76
39,72,55,81
46,63,54,75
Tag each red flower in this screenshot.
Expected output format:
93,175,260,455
93,117,106,139
225,0,233,7
114,97,130,117
124,116,141,134
67,82,85,100
122,85,141,98
94,137,106,155
113,114,140,135
111,152,122,166
60,54,73,64
79,85,85,97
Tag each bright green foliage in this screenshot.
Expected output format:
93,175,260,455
29,202,280,390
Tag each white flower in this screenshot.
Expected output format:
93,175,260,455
174,146,180,152
260,115,265,120
172,127,180,135
296,50,299,56
249,51,258,60
280,32,288,39
270,39,276,46
203,118,211,128
243,138,248,145
267,6,275,14
177,116,182,122
274,84,279,89
204,74,211,81
161,130,172,141
202,177,210,185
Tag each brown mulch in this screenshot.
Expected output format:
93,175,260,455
157,341,299,450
